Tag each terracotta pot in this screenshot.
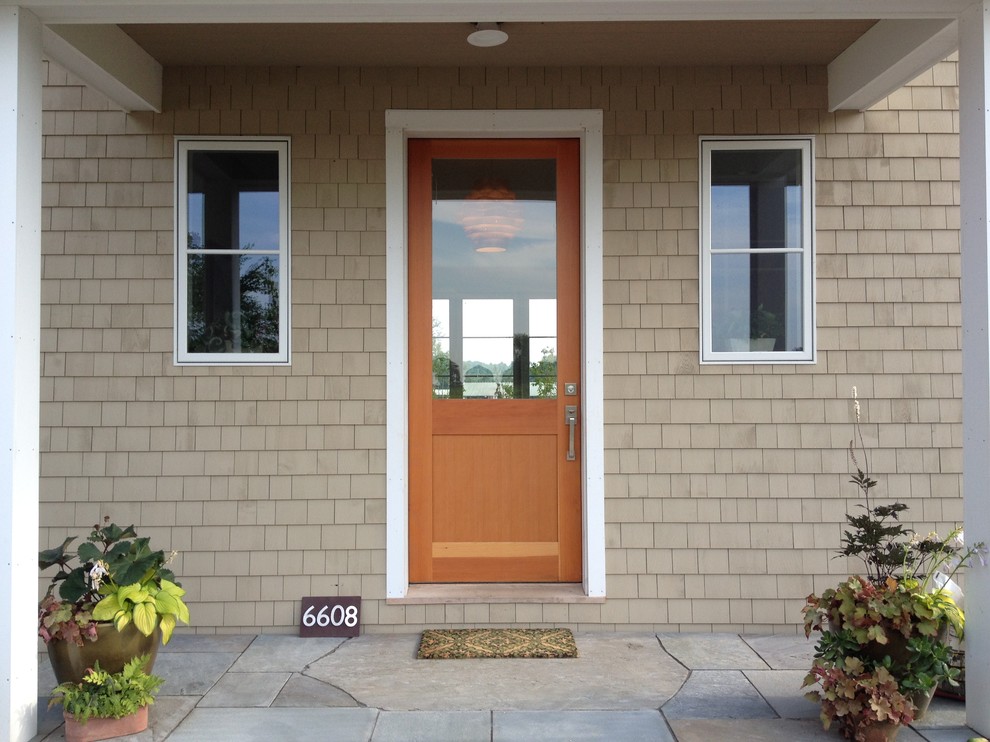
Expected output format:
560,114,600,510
855,720,900,742
48,623,161,685
63,705,148,742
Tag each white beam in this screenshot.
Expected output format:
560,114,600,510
828,18,958,111
42,23,161,112
959,0,990,737
12,0,979,25
0,6,42,742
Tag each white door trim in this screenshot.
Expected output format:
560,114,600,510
384,109,605,600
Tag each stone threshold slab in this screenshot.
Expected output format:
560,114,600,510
389,583,605,604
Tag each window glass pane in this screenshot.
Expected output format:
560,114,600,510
188,193,205,249
239,192,280,251
431,158,558,399
710,149,801,252
187,254,280,354
710,252,803,353
187,150,280,251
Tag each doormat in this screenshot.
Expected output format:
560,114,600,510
417,628,578,659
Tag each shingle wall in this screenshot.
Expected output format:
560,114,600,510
39,57,961,633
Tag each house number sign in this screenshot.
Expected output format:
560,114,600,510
299,596,361,637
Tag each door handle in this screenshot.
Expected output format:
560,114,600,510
564,405,578,461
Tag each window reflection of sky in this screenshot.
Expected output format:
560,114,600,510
711,185,802,251
432,198,557,365
186,191,279,251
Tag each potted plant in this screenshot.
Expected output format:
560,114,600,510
49,654,163,742
802,388,985,741
805,658,915,742
722,303,781,352
39,518,190,684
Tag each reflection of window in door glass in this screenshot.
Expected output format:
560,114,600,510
431,157,558,398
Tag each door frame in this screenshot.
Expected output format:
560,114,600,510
384,109,605,600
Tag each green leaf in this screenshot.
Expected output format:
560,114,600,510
155,591,179,616
116,582,151,607
132,601,157,637
58,568,91,603
39,537,76,569
92,593,122,621
159,614,176,645
76,541,103,563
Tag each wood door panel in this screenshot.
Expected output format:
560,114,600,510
432,556,560,583
432,434,557,542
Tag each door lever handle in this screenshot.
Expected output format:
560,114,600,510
564,405,578,461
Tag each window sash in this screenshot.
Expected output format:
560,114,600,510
699,137,815,364
174,138,291,365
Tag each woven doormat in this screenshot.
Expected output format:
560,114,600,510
417,628,577,659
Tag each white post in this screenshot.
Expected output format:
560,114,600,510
960,1,990,736
0,6,42,742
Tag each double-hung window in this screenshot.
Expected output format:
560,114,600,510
175,137,290,365
700,137,815,364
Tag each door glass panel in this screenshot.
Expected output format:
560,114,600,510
431,158,557,399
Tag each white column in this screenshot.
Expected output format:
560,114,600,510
960,1,990,736
0,6,42,742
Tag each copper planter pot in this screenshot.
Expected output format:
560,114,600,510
47,622,161,686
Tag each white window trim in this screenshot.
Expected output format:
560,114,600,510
174,136,291,366
699,136,816,365
384,109,605,600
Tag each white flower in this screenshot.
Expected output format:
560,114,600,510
88,560,109,590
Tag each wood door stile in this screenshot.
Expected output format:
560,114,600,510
408,139,434,581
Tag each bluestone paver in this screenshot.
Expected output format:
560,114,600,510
662,670,776,719
372,711,491,741
494,710,676,742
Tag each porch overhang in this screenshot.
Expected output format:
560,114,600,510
23,1,970,114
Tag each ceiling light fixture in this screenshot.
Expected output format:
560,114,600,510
460,178,523,253
467,22,508,48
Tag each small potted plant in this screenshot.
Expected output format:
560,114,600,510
802,389,985,740
805,658,915,742
50,654,163,742
39,518,190,684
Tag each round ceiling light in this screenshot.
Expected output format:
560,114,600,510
467,22,508,48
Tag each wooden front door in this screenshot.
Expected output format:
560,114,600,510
408,138,582,583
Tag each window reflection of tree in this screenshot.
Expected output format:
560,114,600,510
187,254,279,353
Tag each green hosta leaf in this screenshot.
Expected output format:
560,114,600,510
92,593,122,622
159,614,176,644
116,582,151,607
159,579,190,623
155,590,180,616
132,601,157,637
